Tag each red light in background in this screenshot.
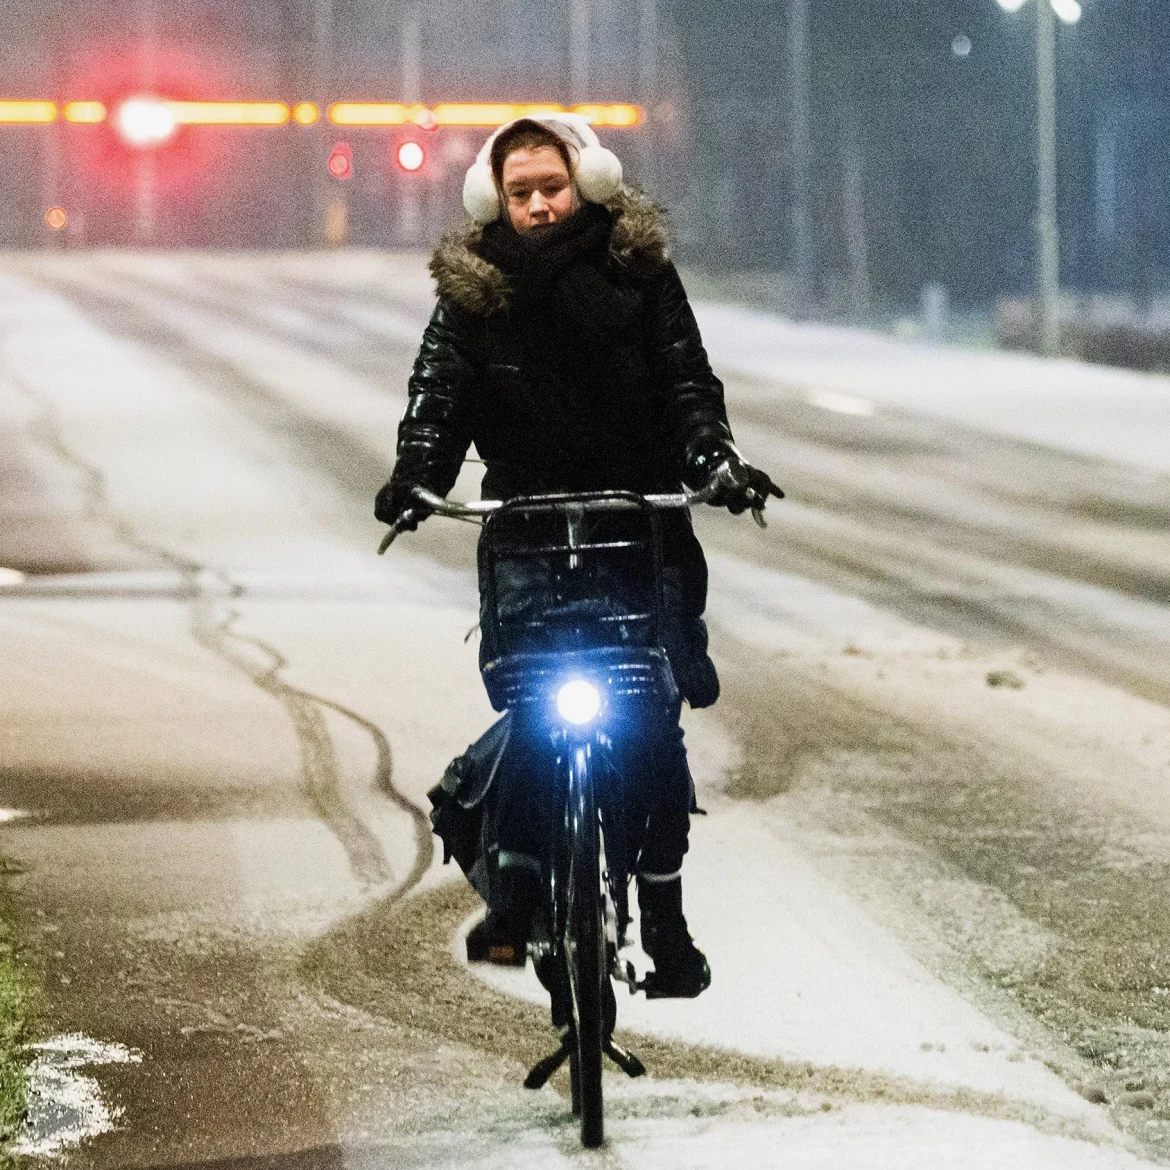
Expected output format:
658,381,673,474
45,207,68,231
396,140,424,172
327,142,352,179
60,42,263,201
114,97,179,148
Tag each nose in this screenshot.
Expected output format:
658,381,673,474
529,191,549,215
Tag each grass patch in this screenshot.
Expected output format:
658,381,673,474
0,865,37,1163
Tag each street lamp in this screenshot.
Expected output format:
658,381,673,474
996,0,1082,355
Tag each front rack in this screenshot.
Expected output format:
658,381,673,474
481,646,679,714
478,492,672,712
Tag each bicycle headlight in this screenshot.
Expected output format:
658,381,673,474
556,679,602,725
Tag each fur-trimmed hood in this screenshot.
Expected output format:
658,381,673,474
429,185,670,317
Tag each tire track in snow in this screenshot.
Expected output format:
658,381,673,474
302,880,1100,1147
1,360,431,898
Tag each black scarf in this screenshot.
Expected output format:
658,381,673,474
477,202,641,350
475,204,649,486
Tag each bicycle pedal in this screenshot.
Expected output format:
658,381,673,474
487,943,527,966
640,968,709,999
621,959,640,994
466,917,529,967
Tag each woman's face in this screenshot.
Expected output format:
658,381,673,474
501,146,577,231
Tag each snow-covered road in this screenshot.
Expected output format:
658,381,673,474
0,252,1168,1168
695,301,1170,475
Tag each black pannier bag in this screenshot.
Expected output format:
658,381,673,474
428,713,512,900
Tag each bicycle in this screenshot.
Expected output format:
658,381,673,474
380,468,743,1148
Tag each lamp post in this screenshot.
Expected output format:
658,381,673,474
313,0,335,246
399,6,422,244
996,0,1082,356
788,0,813,316
569,0,592,104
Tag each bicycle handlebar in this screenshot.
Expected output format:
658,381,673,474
415,465,729,519
378,461,757,554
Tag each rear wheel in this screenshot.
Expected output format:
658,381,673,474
564,741,606,1148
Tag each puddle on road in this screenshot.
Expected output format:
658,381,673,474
13,1034,142,1157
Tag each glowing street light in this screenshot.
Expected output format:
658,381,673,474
995,0,1083,355
997,0,1080,20
114,97,178,149
1049,0,1082,23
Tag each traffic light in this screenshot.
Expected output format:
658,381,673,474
395,140,424,173
327,142,352,180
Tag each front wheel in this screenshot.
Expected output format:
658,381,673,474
564,741,606,1148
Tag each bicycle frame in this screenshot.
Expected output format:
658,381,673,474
380,477,738,1149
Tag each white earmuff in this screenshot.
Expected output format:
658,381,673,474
462,159,501,224
574,143,623,204
462,113,623,224
547,113,623,204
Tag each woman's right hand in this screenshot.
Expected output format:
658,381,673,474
374,480,433,532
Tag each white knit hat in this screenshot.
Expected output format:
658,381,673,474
462,112,623,224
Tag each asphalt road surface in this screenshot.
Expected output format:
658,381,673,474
1,251,1169,1169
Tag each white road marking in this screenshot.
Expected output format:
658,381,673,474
807,389,875,417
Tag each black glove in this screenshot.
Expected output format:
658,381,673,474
687,438,784,515
374,478,433,533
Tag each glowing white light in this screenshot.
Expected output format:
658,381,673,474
114,97,178,149
952,34,973,58
0,568,25,586
995,0,1029,11
556,680,601,725
1050,0,1082,23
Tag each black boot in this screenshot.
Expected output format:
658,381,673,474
466,863,539,967
637,875,711,998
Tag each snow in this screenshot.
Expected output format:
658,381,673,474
4,256,1165,1168
694,302,1170,475
14,1034,142,1157
467,797,1096,1115
372,1101,1159,1170
607,1106,1158,1170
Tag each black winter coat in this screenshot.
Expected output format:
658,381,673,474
389,188,735,623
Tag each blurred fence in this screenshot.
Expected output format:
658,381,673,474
998,296,1170,374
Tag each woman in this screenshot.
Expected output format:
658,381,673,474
376,113,782,997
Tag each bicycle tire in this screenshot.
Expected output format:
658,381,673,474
564,741,606,1148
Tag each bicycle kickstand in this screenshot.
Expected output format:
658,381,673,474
523,1029,646,1090
603,1037,646,1078
524,1033,573,1090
